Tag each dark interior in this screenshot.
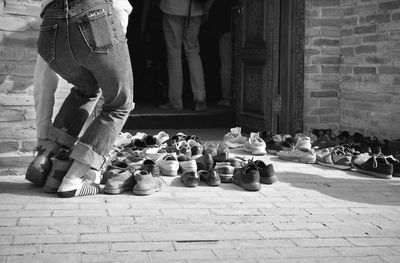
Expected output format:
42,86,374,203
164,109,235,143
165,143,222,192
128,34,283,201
126,0,223,108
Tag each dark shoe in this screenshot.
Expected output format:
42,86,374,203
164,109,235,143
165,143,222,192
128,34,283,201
159,102,183,111
43,159,73,193
232,161,261,191
351,153,393,179
213,143,229,162
199,170,220,186
26,148,54,186
180,171,200,187
133,170,165,195
141,159,160,177
104,169,135,195
379,154,400,177
195,100,207,112
214,162,234,183
196,153,214,171
254,160,277,184
383,139,400,156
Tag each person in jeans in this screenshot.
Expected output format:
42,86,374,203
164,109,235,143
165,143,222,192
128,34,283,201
159,0,213,112
34,0,132,150
27,0,134,198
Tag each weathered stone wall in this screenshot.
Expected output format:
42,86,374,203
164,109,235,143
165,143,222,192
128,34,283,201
305,0,400,138
0,0,71,174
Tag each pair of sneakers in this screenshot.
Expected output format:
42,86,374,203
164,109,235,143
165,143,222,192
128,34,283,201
232,159,276,191
104,159,165,196
277,137,316,164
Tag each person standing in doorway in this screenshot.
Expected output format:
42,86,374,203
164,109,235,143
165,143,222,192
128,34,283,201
159,0,213,112
206,0,238,107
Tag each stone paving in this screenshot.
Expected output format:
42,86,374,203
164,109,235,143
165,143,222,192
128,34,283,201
1,130,400,262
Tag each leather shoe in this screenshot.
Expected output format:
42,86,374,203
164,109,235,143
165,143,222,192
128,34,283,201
25,148,53,186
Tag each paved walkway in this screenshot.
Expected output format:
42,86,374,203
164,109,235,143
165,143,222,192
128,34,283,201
1,129,400,262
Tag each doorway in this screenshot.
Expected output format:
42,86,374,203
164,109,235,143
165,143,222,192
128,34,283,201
233,0,305,135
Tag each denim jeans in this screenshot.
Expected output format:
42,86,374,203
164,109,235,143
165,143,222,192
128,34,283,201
162,13,206,107
38,0,134,170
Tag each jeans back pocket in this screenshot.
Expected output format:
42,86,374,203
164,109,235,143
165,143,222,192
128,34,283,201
78,9,119,53
38,24,58,64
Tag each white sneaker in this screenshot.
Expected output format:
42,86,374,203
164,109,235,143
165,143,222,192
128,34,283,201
223,127,248,148
243,132,267,155
57,177,100,198
156,154,179,176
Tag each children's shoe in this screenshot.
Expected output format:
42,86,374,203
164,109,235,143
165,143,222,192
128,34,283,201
243,132,267,155
223,127,248,149
232,160,261,191
157,154,179,176
254,160,276,184
57,178,100,198
133,170,165,195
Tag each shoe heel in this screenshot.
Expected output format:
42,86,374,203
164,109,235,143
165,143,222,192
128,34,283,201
57,190,77,198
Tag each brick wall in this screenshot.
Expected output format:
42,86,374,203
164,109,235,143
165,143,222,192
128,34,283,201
305,0,400,138
0,0,71,174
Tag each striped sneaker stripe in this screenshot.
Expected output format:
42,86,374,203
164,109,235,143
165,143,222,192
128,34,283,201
77,181,100,196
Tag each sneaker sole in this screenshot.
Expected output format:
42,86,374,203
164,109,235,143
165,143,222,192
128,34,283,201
104,187,133,195
317,161,352,170
232,178,261,191
219,174,233,183
43,185,58,193
351,163,392,179
260,175,277,184
133,186,163,196
278,156,316,164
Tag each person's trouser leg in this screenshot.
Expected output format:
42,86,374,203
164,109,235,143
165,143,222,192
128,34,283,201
183,16,206,102
162,14,184,109
38,0,134,197
219,32,232,100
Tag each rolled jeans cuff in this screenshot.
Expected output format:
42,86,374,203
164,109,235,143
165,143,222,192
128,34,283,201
37,124,50,140
69,141,106,170
48,125,77,148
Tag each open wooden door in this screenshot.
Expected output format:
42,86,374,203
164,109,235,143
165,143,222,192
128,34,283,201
232,0,305,135
233,0,280,135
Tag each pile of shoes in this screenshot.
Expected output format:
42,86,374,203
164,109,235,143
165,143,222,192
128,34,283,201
99,129,277,194
260,127,400,180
